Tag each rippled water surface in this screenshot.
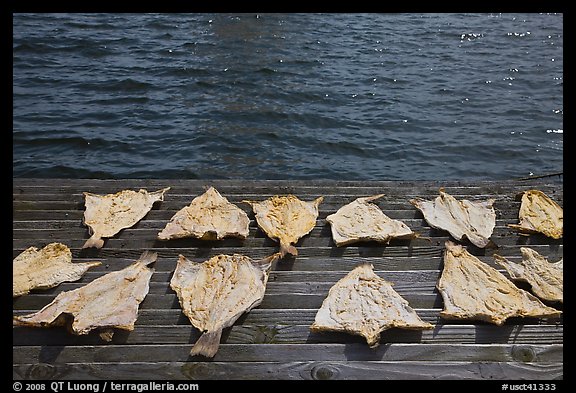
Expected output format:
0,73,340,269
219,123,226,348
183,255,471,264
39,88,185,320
13,13,563,180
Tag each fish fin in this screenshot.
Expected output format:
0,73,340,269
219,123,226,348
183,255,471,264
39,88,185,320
360,194,385,203
13,316,27,327
177,254,201,266
99,329,115,342
136,251,158,267
408,198,423,208
190,329,222,358
279,242,298,257
150,187,170,201
83,261,103,269
256,252,282,267
414,233,432,243
254,252,282,276
82,234,104,249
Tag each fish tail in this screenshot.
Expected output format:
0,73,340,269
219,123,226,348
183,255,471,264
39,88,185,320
82,234,104,249
279,242,298,258
190,329,222,358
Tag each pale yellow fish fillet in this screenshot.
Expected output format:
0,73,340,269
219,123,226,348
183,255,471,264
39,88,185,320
437,241,561,325
326,194,415,246
13,243,101,297
82,187,170,248
508,189,563,239
410,188,495,248
243,195,323,257
13,251,157,341
170,253,281,358
495,247,563,303
158,186,249,241
311,263,433,347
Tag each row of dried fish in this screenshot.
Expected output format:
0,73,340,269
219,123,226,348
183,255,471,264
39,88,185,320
14,240,562,357
12,185,562,357
81,186,322,258
13,249,277,355
80,186,563,255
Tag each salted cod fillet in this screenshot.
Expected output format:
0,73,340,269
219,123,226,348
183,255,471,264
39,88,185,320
410,188,495,248
170,253,281,357
243,195,323,257
494,247,563,303
82,187,170,249
508,189,563,239
158,186,249,241
13,251,157,341
437,241,561,325
310,263,433,347
13,242,101,297
326,194,416,246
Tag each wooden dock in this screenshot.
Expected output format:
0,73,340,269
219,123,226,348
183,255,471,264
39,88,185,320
13,178,563,380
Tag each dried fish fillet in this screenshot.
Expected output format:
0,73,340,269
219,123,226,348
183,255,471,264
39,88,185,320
437,241,561,325
171,253,281,357
13,251,157,340
326,194,415,246
495,248,563,303
310,264,433,347
158,186,249,241
13,243,101,297
508,190,563,239
410,188,495,248
82,187,170,248
243,195,323,257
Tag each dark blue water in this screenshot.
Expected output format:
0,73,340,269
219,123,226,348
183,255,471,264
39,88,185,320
13,13,563,180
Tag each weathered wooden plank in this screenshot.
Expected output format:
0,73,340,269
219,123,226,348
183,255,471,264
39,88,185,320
13,292,443,310
13,190,538,202
9,255,528,272
5,260,554,298
12,324,564,346
189,308,558,326
12,343,563,363
10,232,560,252
12,177,562,193
12,217,525,233
12,198,540,213
12,243,564,261
13,182,559,210
58,267,508,282
12,191,532,203
12,208,529,222
13,270,445,285
12,360,564,380
12,195,537,212
10,223,532,241
14,280,440,297
14,308,559,327
11,216,528,235
13,286,563,312
22,276,561,305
